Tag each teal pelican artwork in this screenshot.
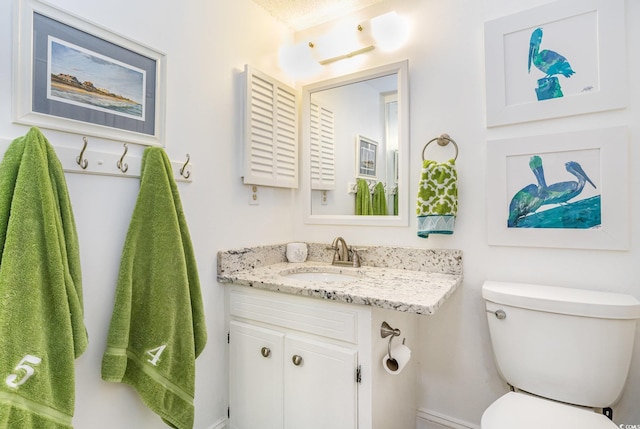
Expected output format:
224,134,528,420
508,155,599,228
508,156,546,227
528,27,575,100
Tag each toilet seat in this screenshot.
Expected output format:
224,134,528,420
481,392,617,429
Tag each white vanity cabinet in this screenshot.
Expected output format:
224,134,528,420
220,245,462,429
226,284,420,429
227,285,372,429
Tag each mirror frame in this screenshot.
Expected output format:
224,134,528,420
301,60,409,226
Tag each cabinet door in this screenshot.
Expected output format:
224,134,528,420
284,335,358,429
229,321,284,429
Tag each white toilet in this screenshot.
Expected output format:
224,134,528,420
481,280,640,429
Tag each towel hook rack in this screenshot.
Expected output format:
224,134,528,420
180,154,191,179
422,133,459,162
117,143,129,173
76,137,89,170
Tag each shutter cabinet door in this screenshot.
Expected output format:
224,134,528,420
243,65,298,188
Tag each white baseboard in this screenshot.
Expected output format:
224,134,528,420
416,408,480,429
206,417,227,429
212,410,475,429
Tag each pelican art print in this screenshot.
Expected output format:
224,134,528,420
507,153,601,229
528,27,575,100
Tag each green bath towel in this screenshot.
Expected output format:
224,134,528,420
355,178,373,215
372,181,387,215
101,147,206,429
0,127,87,428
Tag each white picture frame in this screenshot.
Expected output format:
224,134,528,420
355,135,378,179
486,127,629,250
484,0,626,127
13,0,167,146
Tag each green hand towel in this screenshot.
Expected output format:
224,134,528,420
101,147,206,429
416,159,458,237
372,181,387,215
0,127,87,429
355,178,373,215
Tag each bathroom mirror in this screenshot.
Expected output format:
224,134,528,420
301,61,409,226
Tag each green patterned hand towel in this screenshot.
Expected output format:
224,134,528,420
101,147,207,429
355,178,373,215
416,159,458,237
0,127,87,429
372,181,387,215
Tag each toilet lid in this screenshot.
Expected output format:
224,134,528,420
481,392,617,429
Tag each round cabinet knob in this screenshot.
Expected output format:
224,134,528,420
292,355,303,366
260,347,271,358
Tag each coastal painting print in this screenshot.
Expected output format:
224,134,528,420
506,150,600,229
484,0,626,126
48,37,146,120
13,0,166,145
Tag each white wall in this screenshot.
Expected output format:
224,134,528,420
0,0,294,428
293,0,640,427
2,0,638,428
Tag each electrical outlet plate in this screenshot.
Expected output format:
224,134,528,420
249,185,259,205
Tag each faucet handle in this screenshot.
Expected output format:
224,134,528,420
326,245,340,263
351,248,361,267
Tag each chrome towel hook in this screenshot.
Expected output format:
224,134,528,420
76,137,89,170
180,154,191,179
117,143,129,173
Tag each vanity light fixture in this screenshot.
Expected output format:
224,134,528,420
312,23,375,66
279,11,410,78
370,11,410,52
278,41,323,79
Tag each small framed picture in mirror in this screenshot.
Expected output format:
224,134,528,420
356,135,378,179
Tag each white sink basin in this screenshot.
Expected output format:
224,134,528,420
281,270,360,282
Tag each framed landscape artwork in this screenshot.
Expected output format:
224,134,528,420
356,135,378,179
13,0,166,145
486,127,629,250
484,0,626,127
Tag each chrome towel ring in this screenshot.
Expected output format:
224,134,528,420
422,133,459,161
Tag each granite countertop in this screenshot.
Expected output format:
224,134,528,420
218,244,463,315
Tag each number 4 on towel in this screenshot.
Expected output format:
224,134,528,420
146,345,167,366
5,355,42,388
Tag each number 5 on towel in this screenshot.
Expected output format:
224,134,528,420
5,354,42,388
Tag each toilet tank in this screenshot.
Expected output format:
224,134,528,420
482,281,640,408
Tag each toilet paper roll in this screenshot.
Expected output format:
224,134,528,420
382,343,411,375
286,242,308,263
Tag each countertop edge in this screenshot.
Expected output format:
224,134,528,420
218,262,463,315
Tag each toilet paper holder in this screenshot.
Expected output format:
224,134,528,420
381,321,406,371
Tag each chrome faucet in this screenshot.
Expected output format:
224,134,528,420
330,236,360,267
